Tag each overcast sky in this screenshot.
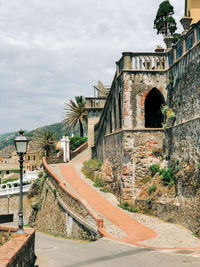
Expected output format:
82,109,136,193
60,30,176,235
0,0,184,134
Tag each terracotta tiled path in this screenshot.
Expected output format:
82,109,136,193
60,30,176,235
58,151,157,246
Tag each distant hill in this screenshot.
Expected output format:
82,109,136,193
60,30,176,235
0,121,87,157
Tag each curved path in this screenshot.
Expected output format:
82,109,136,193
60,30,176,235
48,150,200,250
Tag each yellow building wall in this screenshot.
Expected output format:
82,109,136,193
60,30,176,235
187,0,200,23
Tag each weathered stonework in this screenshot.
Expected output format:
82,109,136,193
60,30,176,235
0,193,32,224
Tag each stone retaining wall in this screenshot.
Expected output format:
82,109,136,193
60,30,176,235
135,199,200,236
29,158,103,240
0,226,35,267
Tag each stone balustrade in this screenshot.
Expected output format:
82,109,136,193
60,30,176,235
117,52,167,73
85,97,107,109
0,184,32,196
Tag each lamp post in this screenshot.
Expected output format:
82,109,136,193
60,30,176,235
14,130,28,234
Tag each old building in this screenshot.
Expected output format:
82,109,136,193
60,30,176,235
86,0,200,204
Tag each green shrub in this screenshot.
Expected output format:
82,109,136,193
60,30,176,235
2,185,6,189
7,184,11,188
100,188,110,193
53,188,56,195
43,173,47,179
45,186,49,193
119,202,139,213
150,164,160,176
83,158,102,168
94,177,104,188
69,136,88,151
161,168,174,185
148,185,157,195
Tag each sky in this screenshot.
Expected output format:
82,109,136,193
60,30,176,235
0,0,184,134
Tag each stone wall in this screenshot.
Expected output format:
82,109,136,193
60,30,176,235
29,158,102,240
0,226,35,267
103,131,124,199
0,193,32,224
166,40,200,198
135,199,200,236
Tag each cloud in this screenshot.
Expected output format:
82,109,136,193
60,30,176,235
0,0,184,133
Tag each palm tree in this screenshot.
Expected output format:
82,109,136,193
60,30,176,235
35,131,57,157
63,96,87,137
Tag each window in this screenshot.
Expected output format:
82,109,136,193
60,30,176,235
6,171,9,174
33,155,36,160
118,93,122,129
28,156,30,160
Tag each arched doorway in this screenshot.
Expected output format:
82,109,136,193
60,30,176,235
145,88,164,128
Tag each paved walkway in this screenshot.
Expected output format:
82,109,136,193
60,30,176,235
48,150,200,250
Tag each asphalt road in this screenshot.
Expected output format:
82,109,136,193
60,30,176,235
34,232,200,267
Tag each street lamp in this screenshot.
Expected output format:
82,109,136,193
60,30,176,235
14,129,28,234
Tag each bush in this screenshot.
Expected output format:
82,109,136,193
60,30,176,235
119,202,139,213
69,136,88,151
83,158,102,168
161,168,174,186
53,188,56,195
43,173,47,179
148,185,157,195
7,184,11,188
2,185,6,189
94,177,104,188
150,164,160,176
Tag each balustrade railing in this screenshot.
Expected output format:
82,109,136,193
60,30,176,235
117,52,167,73
85,97,107,109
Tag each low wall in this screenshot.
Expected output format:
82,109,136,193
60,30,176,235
0,193,32,224
29,158,103,240
135,199,200,236
70,141,88,160
0,226,35,267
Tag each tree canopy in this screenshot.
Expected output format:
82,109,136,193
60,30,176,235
63,96,87,137
154,0,177,37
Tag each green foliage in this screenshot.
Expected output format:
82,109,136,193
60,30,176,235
69,136,88,151
2,177,18,184
154,0,177,37
35,130,57,157
177,99,181,106
83,158,102,168
43,173,47,179
150,164,160,176
53,188,56,195
148,185,157,195
161,168,174,185
198,163,200,169
173,33,182,44
2,185,6,189
93,177,104,188
100,188,110,193
45,186,49,193
119,202,140,213
64,96,87,137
